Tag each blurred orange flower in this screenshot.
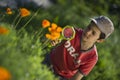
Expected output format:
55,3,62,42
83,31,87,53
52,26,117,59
6,8,12,15
20,8,30,17
46,25,62,40
56,27,62,33
0,67,11,80
51,32,60,40
48,27,52,32
41,19,62,40
45,34,51,39
50,31,61,40
0,26,9,35
42,19,50,28
51,23,57,30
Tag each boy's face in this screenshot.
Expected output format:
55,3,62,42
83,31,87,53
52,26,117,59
82,21,101,43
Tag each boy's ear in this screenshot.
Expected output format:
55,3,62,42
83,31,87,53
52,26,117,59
96,39,104,43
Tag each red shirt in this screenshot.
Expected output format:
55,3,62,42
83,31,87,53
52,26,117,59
50,28,98,78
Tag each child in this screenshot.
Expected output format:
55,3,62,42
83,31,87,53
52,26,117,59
43,16,114,80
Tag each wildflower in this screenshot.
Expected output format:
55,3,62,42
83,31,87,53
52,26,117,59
51,23,57,30
0,67,11,80
20,8,30,17
6,8,12,15
0,26,9,35
48,27,52,32
47,27,62,40
51,32,61,40
51,32,60,40
42,19,62,40
42,19,50,28
46,31,61,40
56,27,62,33
45,34,51,39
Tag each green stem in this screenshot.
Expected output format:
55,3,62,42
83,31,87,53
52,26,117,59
36,28,44,39
0,14,5,21
41,39,50,49
18,8,41,34
37,33,44,40
14,16,22,29
12,13,20,28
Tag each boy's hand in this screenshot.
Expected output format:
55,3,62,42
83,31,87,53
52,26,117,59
51,39,61,46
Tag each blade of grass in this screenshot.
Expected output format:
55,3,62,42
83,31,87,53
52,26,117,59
18,8,41,34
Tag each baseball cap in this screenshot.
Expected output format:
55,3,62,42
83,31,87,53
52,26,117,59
91,16,114,38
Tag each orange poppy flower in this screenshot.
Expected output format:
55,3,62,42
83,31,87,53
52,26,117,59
45,34,51,39
42,19,50,28
51,35,60,40
6,8,12,15
48,27,52,32
0,27,9,35
51,32,60,40
50,36,57,40
56,27,62,33
20,8,30,17
51,31,59,36
51,23,57,30
0,67,11,80
43,19,62,40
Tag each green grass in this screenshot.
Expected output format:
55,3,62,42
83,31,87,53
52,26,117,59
0,21,56,80
1,1,120,79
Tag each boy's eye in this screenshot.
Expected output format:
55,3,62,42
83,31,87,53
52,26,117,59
92,31,95,35
88,26,91,30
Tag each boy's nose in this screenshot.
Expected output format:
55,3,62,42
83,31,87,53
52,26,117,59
86,30,92,36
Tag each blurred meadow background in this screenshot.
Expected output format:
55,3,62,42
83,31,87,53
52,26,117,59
0,0,120,80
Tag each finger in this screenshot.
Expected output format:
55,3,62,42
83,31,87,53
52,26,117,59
55,39,58,44
51,40,56,46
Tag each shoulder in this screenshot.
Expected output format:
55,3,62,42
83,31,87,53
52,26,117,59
89,45,98,60
84,45,98,61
